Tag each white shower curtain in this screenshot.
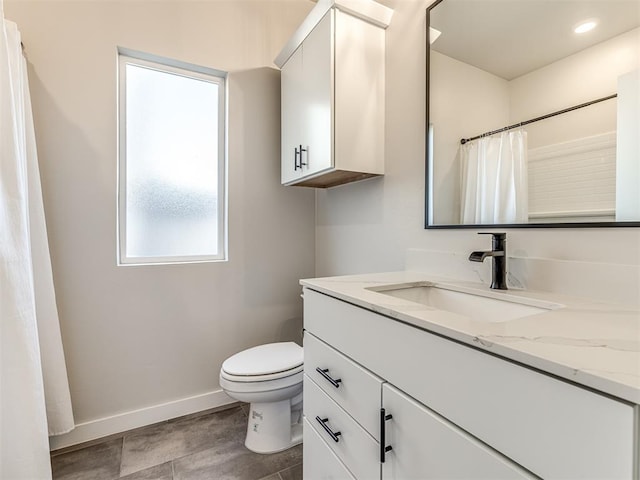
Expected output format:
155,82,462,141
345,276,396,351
460,130,529,224
1,8,74,479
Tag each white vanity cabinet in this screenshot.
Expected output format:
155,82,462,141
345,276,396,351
275,1,390,188
303,329,533,480
302,287,637,479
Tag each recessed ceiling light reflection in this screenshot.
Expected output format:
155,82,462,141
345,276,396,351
574,20,598,34
430,27,442,44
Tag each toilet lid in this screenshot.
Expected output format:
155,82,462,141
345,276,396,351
222,342,303,377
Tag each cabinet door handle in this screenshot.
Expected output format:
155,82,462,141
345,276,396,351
294,147,301,171
380,408,393,463
316,367,342,388
299,145,307,168
315,416,341,442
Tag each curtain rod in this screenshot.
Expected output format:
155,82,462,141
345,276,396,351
460,93,617,145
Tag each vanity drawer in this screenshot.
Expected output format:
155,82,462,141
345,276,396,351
304,288,636,479
304,373,380,480
303,417,356,480
305,331,383,439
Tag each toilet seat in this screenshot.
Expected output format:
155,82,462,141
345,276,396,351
220,365,303,383
221,342,303,383
220,369,303,394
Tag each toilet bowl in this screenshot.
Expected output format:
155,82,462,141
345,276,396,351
220,342,303,454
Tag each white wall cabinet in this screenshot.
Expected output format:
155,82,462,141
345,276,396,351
303,287,637,479
276,0,391,188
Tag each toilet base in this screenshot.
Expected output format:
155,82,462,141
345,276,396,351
244,399,303,454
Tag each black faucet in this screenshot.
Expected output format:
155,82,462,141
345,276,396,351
469,232,507,290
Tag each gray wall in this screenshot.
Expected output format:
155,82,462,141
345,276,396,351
5,0,315,443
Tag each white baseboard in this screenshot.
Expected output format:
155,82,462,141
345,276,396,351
49,389,235,451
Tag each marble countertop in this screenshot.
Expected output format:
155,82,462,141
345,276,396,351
300,271,640,404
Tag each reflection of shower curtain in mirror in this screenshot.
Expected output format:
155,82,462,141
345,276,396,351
460,130,528,224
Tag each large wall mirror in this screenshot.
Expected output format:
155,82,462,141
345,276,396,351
426,0,640,228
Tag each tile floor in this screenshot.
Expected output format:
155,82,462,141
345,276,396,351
50,405,302,480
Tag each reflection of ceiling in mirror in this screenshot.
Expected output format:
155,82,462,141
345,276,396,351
430,0,640,80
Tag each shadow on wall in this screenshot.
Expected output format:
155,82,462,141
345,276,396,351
228,67,315,344
316,175,385,227
26,60,114,276
25,62,113,297
25,59,126,417
278,316,304,346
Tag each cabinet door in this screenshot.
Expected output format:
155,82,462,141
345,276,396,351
381,384,534,480
281,44,304,184
300,10,333,177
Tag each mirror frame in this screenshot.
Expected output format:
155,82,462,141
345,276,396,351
425,0,640,229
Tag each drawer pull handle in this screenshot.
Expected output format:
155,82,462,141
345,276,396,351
316,367,342,388
380,408,393,463
316,416,342,442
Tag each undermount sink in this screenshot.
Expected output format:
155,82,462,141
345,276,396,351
368,282,563,322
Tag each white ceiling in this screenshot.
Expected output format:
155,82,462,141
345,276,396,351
430,0,640,80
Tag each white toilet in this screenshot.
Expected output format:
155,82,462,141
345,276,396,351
219,342,303,454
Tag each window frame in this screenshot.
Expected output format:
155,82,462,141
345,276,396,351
117,48,228,266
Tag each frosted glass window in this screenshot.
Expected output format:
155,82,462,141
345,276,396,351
118,51,226,264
